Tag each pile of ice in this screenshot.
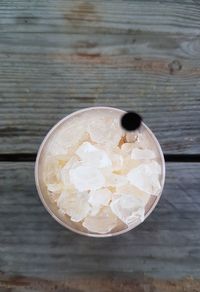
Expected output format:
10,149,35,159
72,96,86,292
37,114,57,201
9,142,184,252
44,112,162,234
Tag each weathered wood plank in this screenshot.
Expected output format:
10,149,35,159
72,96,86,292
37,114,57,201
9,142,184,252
1,0,200,35
0,274,200,292
0,0,200,154
0,162,199,281
0,1,200,154
0,36,199,154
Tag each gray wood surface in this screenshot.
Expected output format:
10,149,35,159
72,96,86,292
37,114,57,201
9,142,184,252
0,1,200,290
0,0,200,154
0,162,199,284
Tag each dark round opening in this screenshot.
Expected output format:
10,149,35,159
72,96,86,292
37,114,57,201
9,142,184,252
121,111,142,131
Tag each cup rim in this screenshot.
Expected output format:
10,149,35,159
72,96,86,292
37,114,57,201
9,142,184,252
35,106,165,237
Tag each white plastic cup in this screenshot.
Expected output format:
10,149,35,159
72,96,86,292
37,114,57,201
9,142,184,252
35,107,165,237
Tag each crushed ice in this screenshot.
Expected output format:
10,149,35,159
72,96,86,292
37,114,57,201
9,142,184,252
44,111,162,234
110,194,145,225
127,161,161,194
69,164,105,192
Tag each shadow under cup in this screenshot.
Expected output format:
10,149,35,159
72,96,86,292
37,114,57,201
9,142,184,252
35,107,165,237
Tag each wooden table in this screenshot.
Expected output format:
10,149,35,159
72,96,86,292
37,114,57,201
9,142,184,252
0,0,200,291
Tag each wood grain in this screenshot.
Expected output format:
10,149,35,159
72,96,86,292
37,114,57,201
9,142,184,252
0,162,199,281
1,274,200,292
0,0,200,154
1,0,200,35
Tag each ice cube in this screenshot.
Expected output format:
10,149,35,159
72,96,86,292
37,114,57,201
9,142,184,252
127,161,161,195
106,173,127,187
88,116,124,147
117,183,151,205
76,141,97,155
151,160,161,174
126,132,138,143
47,116,89,156
101,146,123,172
110,194,145,225
69,164,105,192
57,191,90,222
57,190,71,210
83,206,118,234
90,205,101,216
47,183,63,194
60,119,87,147
133,131,152,150
88,188,112,207
47,183,62,202
121,156,141,174
131,148,156,160
121,143,134,155
76,142,112,168
60,156,79,186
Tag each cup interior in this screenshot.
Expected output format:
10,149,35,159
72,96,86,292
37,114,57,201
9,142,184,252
35,107,165,237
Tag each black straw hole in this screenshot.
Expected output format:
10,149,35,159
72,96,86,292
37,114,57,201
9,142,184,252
121,112,142,131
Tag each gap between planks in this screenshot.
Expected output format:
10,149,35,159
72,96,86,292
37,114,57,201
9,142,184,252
0,153,200,163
